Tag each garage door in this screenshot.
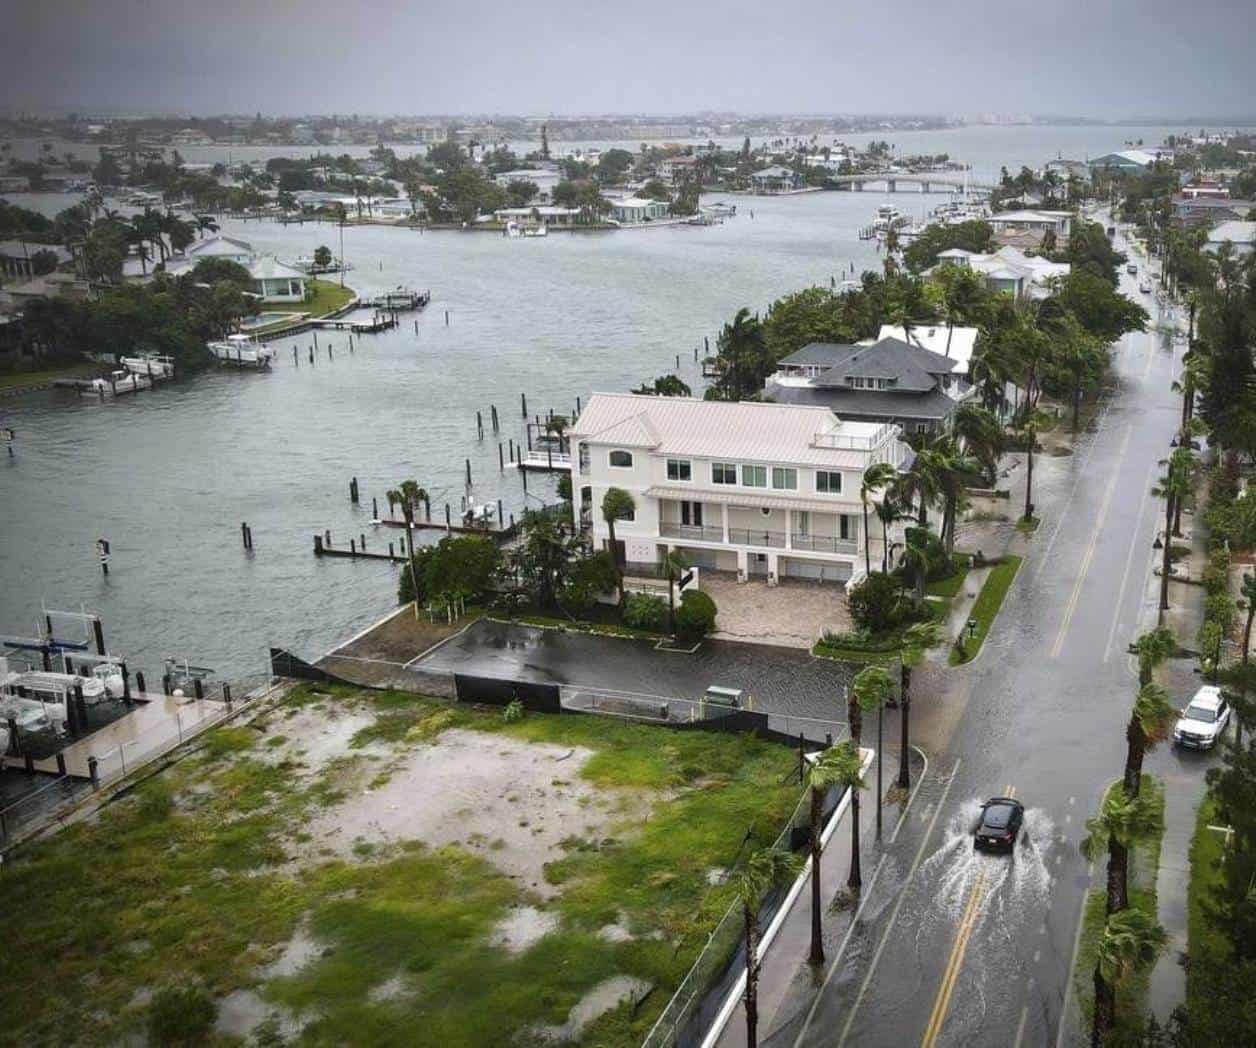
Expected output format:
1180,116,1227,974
781,558,852,582
683,548,721,570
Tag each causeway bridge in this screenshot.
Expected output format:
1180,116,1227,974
831,172,995,194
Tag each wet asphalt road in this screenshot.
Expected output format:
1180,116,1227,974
794,233,1191,1048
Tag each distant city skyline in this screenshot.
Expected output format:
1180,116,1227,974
3,0,1254,120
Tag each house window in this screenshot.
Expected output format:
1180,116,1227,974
771,467,797,490
609,450,633,468
795,511,810,536
839,515,851,540
712,462,737,485
667,459,691,481
742,464,767,488
680,501,704,527
578,443,590,475
816,471,843,494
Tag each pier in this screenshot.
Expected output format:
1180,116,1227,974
361,288,430,312
309,312,398,334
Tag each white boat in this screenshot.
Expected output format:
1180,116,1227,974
81,370,152,398
504,221,523,238
872,205,904,231
462,501,497,528
292,254,351,274
208,334,275,369
120,355,175,380
521,224,548,238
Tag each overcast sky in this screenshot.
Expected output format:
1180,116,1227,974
4,0,1254,119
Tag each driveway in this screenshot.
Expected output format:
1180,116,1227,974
700,574,852,648
411,619,854,729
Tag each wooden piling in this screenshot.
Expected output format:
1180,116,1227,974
309,346,314,363
491,405,499,432
476,411,484,438
521,392,528,417
465,459,472,486
372,496,379,519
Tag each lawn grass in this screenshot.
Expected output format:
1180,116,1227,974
1186,790,1229,1011
1072,776,1165,1041
0,362,104,391
0,684,802,1046
270,277,355,316
925,554,972,599
950,555,1022,665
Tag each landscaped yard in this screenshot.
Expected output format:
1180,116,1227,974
950,555,1022,665
271,278,355,317
0,684,803,1046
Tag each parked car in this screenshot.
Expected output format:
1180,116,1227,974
974,797,1024,851
1174,686,1230,749
1127,263,1138,276
1139,278,1153,294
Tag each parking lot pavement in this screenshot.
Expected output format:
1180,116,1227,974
412,619,855,726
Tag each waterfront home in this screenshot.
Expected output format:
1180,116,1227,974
931,245,1069,300
569,393,912,586
1179,179,1230,200
493,168,562,203
1173,196,1254,227
766,336,974,436
610,197,670,224
247,257,308,302
184,235,255,266
658,155,699,183
1205,220,1256,258
1044,159,1090,184
492,205,582,229
877,323,979,372
0,241,73,279
986,209,1072,242
749,166,804,194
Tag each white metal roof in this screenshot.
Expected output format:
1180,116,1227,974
878,324,977,370
571,393,896,466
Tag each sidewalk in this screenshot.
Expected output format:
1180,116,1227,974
714,745,926,1048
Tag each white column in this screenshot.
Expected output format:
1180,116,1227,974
784,510,792,550
721,503,729,544
767,552,779,586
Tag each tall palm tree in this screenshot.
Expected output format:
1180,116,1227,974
601,487,636,602
735,847,803,1048
1133,626,1176,687
851,665,892,840
661,548,690,634
806,745,851,965
1122,684,1174,799
387,480,428,618
953,404,1005,489
1092,908,1166,1047
826,740,866,895
859,463,898,576
936,265,984,357
898,622,939,790
195,214,219,239
1081,787,1160,916
900,440,945,526
900,526,934,602
932,440,982,556
1152,449,1192,617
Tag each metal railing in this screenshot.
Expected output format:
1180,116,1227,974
790,534,859,554
660,521,724,543
728,527,786,549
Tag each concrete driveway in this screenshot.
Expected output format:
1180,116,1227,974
700,574,852,648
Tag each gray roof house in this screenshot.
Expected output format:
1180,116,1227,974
765,336,974,434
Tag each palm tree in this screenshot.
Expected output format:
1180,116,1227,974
1133,626,1176,687
953,403,1005,490
1152,449,1193,617
1091,908,1166,1047
898,622,940,790
875,493,908,573
933,441,982,556
851,665,892,839
662,548,690,634
859,463,898,577
806,745,851,965
1081,787,1160,916
823,740,867,895
935,265,985,356
387,480,428,618
900,526,934,602
901,440,945,526
1122,684,1174,799
195,214,219,239
734,847,803,1048
601,487,636,602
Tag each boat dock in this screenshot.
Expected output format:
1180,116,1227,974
361,288,430,312
516,449,572,473
309,312,398,334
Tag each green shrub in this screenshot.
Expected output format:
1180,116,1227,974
147,984,216,1045
560,551,619,613
848,572,904,633
622,593,667,631
1201,547,1232,596
398,535,499,605
675,589,718,640
1204,592,1237,635
502,699,524,723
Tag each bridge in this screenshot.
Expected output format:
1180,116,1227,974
830,172,995,194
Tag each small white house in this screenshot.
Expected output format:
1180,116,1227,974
185,236,256,266
610,197,670,224
247,257,307,302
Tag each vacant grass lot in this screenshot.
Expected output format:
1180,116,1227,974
0,684,801,1046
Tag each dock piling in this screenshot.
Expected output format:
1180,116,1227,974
372,496,379,519
293,346,298,365
465,459,472,487
388,541,395,559
498,443,504,471
491,405,499,432
361,532,366,549
577,395,581,414
444,503,451,530
424,496,431,521
350,335,354,352
521,392,527,418
136,670,146,694
445,310,449,326
93,617,106,656
476,411,484,439
309,346,314,363
350,539,356,554
497,499,503,527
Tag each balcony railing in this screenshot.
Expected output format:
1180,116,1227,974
660,522,724,543
791,534,859,554
728,527,787,549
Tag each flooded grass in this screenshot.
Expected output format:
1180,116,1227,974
950,555,1023,665
0,684,800,1046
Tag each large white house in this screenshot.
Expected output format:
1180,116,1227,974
569,394,912,585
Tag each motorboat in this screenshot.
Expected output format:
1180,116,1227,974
119,355,175,380
872,205,904,231
462,502,497,528
207,334,275,369
81,370,151,398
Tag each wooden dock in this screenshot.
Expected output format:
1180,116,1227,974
309,313,397,334
362,289,430,312
516,450,572,473
372,517,520,541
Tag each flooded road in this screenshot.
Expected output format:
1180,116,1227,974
796,235,1185,1047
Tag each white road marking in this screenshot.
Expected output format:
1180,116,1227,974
1102,456,1160,663
1056,860,1097,1048
1013,1003,1030,1048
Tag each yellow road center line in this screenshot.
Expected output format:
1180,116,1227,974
1050,425,1131,658
921,867,988,1047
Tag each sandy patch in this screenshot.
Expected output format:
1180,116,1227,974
258,703,382,773
368,974,410,1003
490,906,560,953
298,729,637,897
531,975,653,1041
261,921,324,979
215,990,304,1041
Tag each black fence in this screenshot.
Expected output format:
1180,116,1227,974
454,674,561,713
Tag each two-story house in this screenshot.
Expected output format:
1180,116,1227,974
766,336,975,435
569,394,912,586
